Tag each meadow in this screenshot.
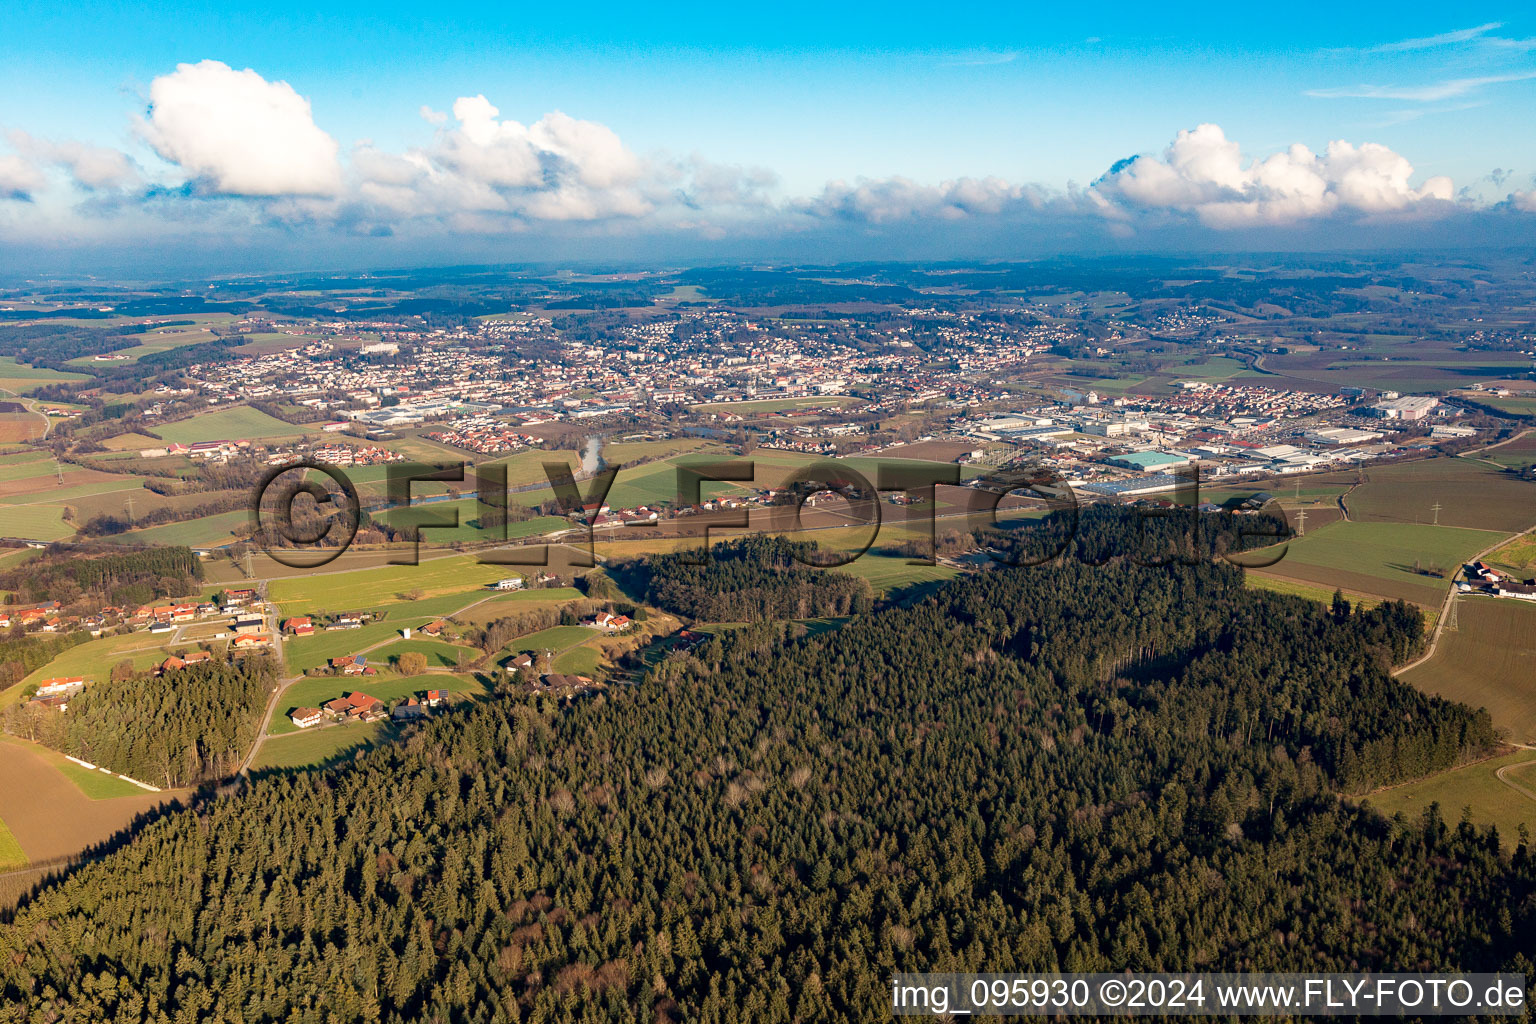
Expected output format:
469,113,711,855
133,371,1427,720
0,817,27,871
101,509,248,548
1402,598,1536,745
153,406,304,444
0,356,89,394
1340,458,1536,534
0,502,74,541
251,720,396,770
370,637,478,669
504,625,598,656
269,673,486,735
1247,520,1505,607
266,554,530,616
1360,748,1536,841
13,632,177,696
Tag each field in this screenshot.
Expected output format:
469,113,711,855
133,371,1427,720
1401,598,1536,744
269,673,486,735
13,631,177,695
266,555,531,616
1485,532,1536,577
0,501,74,541
370,637,478,668
1248,520,1504,607
0,356,89,394
0,453,57,482
1360,748,1536,840
1329,458,1536,534
0,737,182,879
250,720,397,770
380,502,568,544
101,509,248,548
152,406,303,444
0,817,26,871
552,644,602,675
504,625,597,655
831,548,958,597
1243,573,1384,612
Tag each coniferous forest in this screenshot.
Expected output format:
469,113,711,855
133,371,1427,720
630,535,875,621
1,658,276,788
0,551,1531,1022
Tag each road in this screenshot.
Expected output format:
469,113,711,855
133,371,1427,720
1496,749,1536,805
1392,521,1536,678
236,588,521,776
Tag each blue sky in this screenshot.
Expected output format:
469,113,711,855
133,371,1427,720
1,1,1533,270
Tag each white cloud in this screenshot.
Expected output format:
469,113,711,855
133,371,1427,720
0,154,46,200
1307,71,1536,102
806,176,1045,223
349,95,653,225
140,60,342,196
1512,190,1536,213
9,131,138,190
1366,23,1503,53
1092,124,1454,227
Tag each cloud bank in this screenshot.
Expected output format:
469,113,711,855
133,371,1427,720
0,61,1531,265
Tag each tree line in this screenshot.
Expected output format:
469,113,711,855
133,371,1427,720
0,533,1529,1021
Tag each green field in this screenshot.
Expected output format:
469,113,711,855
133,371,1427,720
54,760,152,799
14,632,175,695
0,479,139,504
0,356,89,393
0,816,26,871
102,509,247,548
251,720,397,770
505,625,597,655
153,406,303,444
381,502,568,544
1244,573,1384,612
1360,748,1536,841
0,454,56,482
267,555,531,616
1249,520,1504,606
552,644,602,675
1402,598,1536,744
371,637,477,669
830,549,957,596
1339,459,1536,534
0,502,74,541
270,673,485,735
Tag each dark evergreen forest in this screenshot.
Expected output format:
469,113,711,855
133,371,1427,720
1,658,276,788
1,552,1530,1022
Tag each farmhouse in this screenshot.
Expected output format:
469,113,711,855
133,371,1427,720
289,707,323,729
34,676,86,698
392,697,429,722
324,691,385,721
231,633,271,649
283,616,315,636
330,654,374,675
489,577,525,591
